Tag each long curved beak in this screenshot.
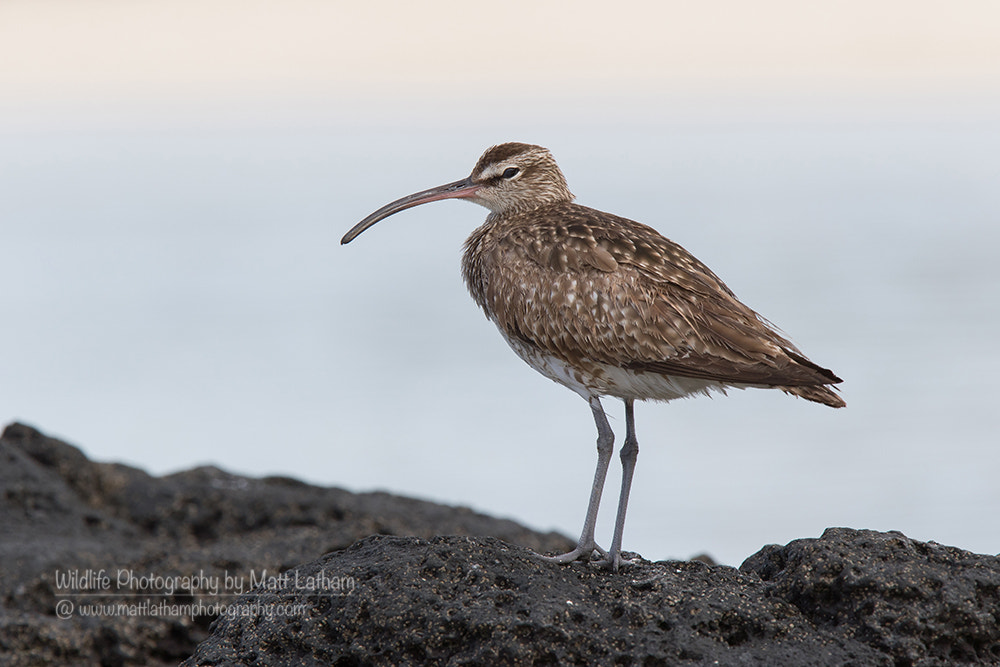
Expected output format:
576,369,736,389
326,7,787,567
341,178,482,244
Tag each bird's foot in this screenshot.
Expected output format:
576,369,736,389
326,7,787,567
592,550,640,572
539,541,609,565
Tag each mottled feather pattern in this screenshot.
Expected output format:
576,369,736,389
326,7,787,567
463,201,844,407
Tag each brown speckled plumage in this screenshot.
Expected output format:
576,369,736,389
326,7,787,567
343,142,845,569
457,143,843,407
462,200,843,406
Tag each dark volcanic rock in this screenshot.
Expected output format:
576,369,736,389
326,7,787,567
0,423,571,666
5,423,1000,667
183,535,886,667
741,528,1000,666
182,531,1000,667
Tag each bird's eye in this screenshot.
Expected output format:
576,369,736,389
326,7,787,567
501,167,520,179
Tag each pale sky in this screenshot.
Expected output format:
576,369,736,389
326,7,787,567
1,0,998,109
3,1,999,564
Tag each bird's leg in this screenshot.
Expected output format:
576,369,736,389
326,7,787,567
604,398,639,571
542,395,613,564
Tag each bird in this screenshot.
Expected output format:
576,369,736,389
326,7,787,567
341,142,844,571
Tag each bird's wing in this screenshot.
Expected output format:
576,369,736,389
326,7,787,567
484,203,840,388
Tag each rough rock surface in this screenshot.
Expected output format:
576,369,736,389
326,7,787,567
4,423,1000,666
0,422,570,666
183,531,1000,667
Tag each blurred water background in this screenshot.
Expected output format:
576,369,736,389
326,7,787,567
2,2,998,565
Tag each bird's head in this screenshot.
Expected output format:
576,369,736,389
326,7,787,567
342,142,573,244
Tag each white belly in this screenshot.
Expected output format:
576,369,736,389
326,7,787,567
500,331,731,403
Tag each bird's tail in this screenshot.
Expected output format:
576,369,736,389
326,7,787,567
781,384,846,408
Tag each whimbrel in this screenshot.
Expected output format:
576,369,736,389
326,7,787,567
342,142,844,570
